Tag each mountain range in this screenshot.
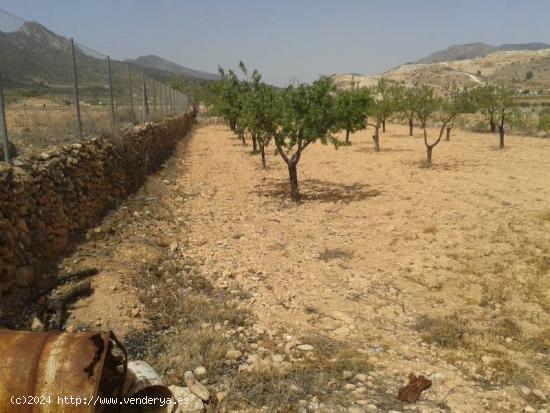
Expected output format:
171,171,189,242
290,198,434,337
0,21,219,89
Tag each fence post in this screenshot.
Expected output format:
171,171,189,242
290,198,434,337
128,65,136,125
0,79,11,163
141,74,149,122
70,38,83,140
107,55,116,130
152,80,157,118
159,82,164,116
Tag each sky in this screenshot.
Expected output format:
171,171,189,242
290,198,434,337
1,0,549,85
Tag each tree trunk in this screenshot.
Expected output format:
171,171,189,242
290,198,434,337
261,146,266,168
372,129,380,152
409,117,413,136
288,162,300,201
490,119,496,133
382,119,386,133
426,146,433,166
345,129,350,144
252,135,258,152
445,127,451,141
499,125,505,148
241,134,246,144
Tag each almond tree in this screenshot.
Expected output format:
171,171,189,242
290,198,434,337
367,79,399,151
415,85,473,166
490,86,519,149
473,84,498,133
274,77,340,200
401,84,420,136
333,88,372,144
210,66,247,144
240,66,279,168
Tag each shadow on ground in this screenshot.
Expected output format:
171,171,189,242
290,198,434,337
252,178,382,203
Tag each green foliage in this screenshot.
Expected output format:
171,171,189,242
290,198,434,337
413,84,440,127
368,78,400,125
539,109,550,132
274,76,339,153
333,88,372,142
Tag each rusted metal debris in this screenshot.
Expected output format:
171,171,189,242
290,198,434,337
0,329,127,413
397,373,432,403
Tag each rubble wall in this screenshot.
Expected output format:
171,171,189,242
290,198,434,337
0,113,194,295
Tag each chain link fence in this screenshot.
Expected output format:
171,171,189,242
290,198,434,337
0,8,189,162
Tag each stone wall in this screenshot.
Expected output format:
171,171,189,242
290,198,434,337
0,113,194,295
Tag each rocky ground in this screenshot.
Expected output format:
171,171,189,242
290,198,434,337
36,118,549,412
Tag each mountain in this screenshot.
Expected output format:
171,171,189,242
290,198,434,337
333,48,550,92
0,20,218,95
126,55,220,81
416,42,550,64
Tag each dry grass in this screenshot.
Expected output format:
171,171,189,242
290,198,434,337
126,252,251,384
415,314,468,348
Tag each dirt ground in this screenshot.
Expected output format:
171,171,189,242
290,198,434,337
62,120,549,412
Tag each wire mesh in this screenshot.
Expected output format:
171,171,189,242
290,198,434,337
0,8,189,160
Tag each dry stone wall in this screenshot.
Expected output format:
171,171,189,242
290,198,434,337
0,113,194,295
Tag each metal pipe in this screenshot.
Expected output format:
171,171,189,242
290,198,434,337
70,38,83,140
107,55,116,130
0,79,11,162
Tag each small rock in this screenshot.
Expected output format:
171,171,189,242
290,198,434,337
343,371,354,380
524,406,535,413
169,385,204,413
65,324,76,333
131,308,140,317
296,344,314,351
184,371,210,401
348,407,364,413
31,317,44,332
193,366,207,378
215,391,228,403
481,355,494,365
365,404,378,413
226,349,243,361
520,386,532,397
429,372,445,381
355,373,368,383
533,389,546,400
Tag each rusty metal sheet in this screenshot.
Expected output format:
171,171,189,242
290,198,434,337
0,329,111,413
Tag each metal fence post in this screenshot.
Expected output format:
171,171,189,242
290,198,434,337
128,65,136,125
141,74,149,122
0,79,11,163
70,38,83,140
152,81,157,118
107,56,116,130
159,82,164,116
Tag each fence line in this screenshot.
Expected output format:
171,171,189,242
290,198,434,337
0,8,189,161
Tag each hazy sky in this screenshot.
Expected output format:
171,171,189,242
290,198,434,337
1,0,549,85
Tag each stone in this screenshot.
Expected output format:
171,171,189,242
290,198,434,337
183,371,210,402
365,404,378,413
169,385,205,413
523,406,535,413
520,386,531,396
193,366,207,378
226,348,243,361
348,407,364,413
31,317,44,332
296,344,314,351
533,389,546,400
215,391,228,403
355,373,368,383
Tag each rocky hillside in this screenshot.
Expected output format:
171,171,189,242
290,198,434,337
416,42,550,64
334,48,550,92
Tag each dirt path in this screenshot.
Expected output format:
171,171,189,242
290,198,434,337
64,121,549,412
